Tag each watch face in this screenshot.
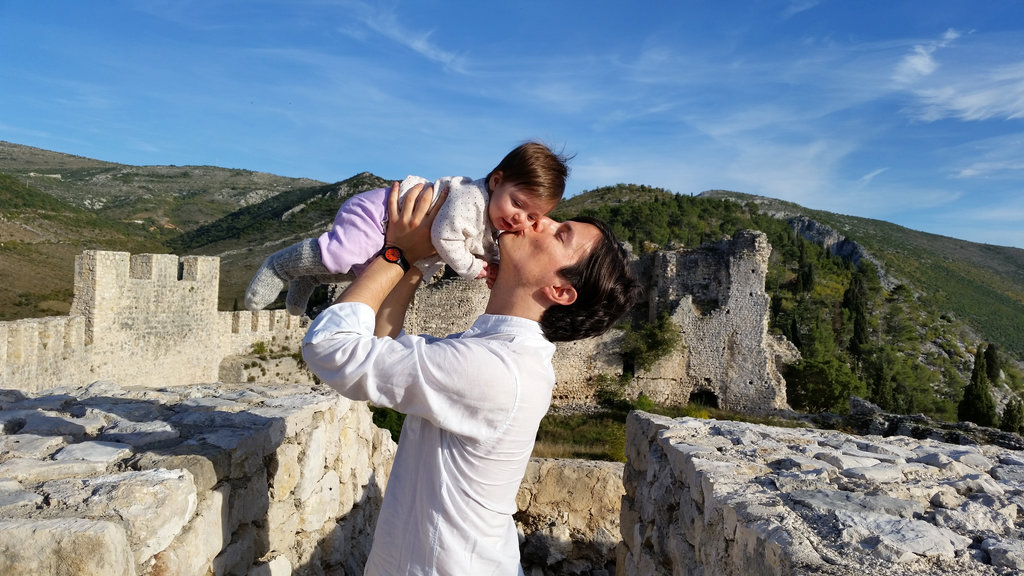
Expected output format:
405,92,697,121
384,246,402,263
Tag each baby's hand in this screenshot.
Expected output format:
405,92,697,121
475,260,489,279
482,261,499,289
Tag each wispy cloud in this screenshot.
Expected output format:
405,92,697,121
892,28,961,85
913,63,1024,121
893,29,1024,122
782,0,821,19
344,2,467,73
858,168,888,184
955,159,1024,178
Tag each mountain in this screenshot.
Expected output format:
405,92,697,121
0,141,369,316
699,190,1024,359
1,142,1022,418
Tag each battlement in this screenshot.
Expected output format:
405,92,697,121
2,238,793,414
2,251,305,393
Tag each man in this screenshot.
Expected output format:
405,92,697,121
302,181,638,575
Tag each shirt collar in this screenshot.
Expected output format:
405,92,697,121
463,314,547,341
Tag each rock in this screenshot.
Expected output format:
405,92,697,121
0,381,395,576
0,518,136,576
621,411,1024,575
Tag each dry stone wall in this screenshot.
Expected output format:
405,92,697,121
0,379,395,576
620,410,1024,576
515,458,625,576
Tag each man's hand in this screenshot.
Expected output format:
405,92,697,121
336,181,445,314
384,181,446,264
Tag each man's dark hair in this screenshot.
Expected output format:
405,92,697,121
540,216,640,342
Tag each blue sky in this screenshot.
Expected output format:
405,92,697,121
3,1,1024,248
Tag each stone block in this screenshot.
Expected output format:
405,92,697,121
270,442,301,501
149,485,230,576
298,469,341,531
41,468,198,566
0,518,135,576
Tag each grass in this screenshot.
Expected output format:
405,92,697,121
533,400,808,462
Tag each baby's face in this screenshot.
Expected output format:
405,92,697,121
488,179,556,233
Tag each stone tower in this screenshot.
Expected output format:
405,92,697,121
633,230,795,412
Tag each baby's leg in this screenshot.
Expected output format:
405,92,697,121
244,238,328,312
285,273,349,316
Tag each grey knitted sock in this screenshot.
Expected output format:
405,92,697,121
244,238,328,312
285,273,349,316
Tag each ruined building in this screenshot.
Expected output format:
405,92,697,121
1,230,795,410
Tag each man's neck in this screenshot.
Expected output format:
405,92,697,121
483,282,546,322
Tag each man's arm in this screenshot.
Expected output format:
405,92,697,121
374,267,423,338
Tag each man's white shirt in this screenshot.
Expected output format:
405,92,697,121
302,302,556,575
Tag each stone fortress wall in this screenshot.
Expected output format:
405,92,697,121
0,234,794,575
2,250,309,395
2,229,793,407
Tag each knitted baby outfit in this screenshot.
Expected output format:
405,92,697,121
243,238,347,315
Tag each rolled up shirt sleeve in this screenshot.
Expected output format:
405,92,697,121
301,302,519,439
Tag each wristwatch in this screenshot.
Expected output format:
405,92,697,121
379,245,410,272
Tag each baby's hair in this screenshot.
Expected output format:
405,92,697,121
487,142,572,204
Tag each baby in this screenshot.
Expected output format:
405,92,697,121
244,141,570,315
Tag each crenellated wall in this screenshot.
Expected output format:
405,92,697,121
1,251,308,393
2,236,795,412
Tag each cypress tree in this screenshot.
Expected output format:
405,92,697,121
958,346,998,427
984,343,1001,383
842,271,870,358
1000,397,1024,435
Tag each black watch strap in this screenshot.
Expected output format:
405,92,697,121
379,245,410,272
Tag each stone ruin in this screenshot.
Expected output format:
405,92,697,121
2,230,791,409
621,410,1024,575
406,229,797,411
9,235,1018,574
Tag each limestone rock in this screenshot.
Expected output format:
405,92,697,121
620,411,1024,576
0,518,136,576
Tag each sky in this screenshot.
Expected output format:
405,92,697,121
3,1,1024,249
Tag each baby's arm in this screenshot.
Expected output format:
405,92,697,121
430,178,488,280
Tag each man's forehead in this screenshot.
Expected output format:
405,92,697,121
566,221,602,255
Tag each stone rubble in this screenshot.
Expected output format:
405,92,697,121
620,411,1024,576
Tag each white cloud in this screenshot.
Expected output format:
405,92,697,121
955,159,1024,178
912,63,1024,121
893,29,960,85
351,4,467,73
858,168,888,184
946,132,1024,178
782,0,821,19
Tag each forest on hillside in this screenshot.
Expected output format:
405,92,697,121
553,184,1024,428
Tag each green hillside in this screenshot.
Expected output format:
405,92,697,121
2,142,1023,425
553,184,1024,421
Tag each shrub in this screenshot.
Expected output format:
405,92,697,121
621,313,682,373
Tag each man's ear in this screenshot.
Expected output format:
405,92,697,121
542,283,577,307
